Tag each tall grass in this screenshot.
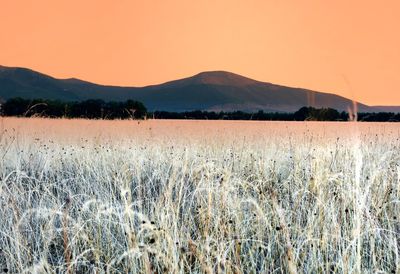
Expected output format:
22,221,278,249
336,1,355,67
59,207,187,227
0,118,399,273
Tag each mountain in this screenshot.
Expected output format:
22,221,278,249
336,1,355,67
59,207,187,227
0,65,392,112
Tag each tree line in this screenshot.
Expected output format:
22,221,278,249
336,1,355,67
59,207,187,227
1,98,400,121
153,107,400,121
0,98,147,119
152,107,346,121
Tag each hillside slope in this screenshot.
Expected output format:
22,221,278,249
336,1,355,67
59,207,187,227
0,65,379,112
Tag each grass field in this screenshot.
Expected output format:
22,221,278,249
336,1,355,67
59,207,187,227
0,118,399,273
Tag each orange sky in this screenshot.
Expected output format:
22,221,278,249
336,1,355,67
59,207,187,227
1,0,399,105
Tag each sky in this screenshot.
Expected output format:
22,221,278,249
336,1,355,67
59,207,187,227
1,0,399,106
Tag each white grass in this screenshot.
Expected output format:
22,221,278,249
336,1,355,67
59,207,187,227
0,117,399,273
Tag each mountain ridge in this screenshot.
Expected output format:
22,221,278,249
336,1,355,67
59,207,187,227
0,65,398,113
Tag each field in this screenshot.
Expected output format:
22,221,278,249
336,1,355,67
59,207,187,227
0,118,399,273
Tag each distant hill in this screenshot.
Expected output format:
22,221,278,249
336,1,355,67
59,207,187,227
0,65,395,112
372,106,400,113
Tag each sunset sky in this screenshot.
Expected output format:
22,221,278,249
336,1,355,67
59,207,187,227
1,0,399,105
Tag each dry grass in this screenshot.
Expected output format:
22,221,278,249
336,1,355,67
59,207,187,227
0,117,399,273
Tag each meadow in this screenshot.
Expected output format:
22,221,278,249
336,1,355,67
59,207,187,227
0,118,399,273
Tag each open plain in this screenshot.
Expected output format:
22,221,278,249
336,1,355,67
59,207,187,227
0,118,399,273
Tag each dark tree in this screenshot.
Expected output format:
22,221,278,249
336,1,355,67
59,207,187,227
0,98,147,119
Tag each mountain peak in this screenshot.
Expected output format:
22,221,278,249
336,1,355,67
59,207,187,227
0,65,12,71
190,71,260,86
